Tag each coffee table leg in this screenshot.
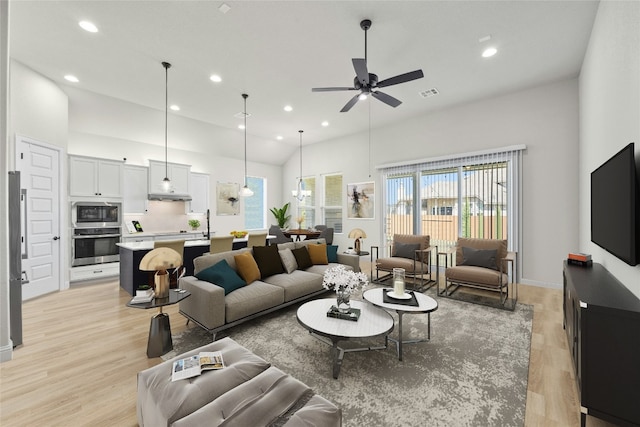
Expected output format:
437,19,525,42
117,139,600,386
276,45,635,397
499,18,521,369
330,340,345,379
398,312,404,361
147,312,172,358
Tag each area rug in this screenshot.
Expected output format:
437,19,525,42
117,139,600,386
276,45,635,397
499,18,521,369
163,288,533,427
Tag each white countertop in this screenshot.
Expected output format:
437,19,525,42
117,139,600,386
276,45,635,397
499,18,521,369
122,231,205,238
117,239,213,250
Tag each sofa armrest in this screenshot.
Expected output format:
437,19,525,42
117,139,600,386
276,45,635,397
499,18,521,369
179,276,226,330
336,253,360,272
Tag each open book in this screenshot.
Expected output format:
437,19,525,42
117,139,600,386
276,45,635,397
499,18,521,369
171,351,225,382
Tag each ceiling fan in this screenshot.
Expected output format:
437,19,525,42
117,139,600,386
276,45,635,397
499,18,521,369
312,19,424,112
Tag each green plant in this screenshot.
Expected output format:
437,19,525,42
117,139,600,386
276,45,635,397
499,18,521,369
269,202,291,228
138,284,150,290
188,219,201,229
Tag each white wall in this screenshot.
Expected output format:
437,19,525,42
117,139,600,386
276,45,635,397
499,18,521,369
64,88,283,234
579,0,640,297
285,78,581,288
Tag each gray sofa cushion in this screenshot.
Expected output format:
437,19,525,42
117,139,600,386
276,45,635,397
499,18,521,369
282,394,342,427
137,337,271,427
170,366,312,427
263,270,324,302
224,281,284,323
194,248,251,275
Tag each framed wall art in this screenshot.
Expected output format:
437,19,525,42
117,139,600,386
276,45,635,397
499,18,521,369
347,181,375,219
216,182,240,215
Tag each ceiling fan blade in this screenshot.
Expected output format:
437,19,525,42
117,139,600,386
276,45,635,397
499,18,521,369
340,93,361,112
312,87,357,92
377,69,424,88
371,91,402,108
352,58,369,86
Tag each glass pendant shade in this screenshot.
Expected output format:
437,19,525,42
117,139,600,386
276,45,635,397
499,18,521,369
240,185,253,197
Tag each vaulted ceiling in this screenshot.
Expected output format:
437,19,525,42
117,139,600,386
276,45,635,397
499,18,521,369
9,1,599,164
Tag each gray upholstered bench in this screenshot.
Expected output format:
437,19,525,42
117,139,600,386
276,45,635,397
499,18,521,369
137,337,341,426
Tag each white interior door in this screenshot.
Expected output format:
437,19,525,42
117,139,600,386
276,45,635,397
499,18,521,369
17,136,62,300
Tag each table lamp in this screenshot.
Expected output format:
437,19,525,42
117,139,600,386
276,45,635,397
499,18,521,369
139,247,182,298
348,228,367,254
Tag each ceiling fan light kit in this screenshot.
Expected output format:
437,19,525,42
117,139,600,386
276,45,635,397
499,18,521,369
312,19,424,112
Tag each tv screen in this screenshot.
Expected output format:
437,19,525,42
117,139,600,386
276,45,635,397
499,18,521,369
591,142,639,266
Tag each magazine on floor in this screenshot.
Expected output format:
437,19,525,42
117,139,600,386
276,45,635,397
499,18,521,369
171,351,225,381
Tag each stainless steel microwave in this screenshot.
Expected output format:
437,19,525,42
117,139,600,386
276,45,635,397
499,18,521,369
71,201,122,228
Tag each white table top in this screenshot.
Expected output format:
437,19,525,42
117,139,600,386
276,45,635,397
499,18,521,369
296,298,394,340
363,288,438,313
117,235,276,251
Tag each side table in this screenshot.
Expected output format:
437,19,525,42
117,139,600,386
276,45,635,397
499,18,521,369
127,290,191,358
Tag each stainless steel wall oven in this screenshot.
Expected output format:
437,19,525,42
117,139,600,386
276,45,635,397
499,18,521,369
72,227,121,267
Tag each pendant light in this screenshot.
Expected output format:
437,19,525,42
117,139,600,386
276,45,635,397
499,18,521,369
295,130,305,201
161,61,171,191
239,93,254,197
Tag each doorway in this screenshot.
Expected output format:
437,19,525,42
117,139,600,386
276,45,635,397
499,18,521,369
16,135,63,300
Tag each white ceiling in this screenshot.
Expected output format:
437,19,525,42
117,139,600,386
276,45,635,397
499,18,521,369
9,0,599,165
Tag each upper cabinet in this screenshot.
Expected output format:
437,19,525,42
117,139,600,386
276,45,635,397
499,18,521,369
187,172,210,214
148,160,191,196
123,165,148,213
69,155,124,198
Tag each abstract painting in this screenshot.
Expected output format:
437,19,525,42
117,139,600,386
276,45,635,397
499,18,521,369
347,181,374,219
216,182,240,215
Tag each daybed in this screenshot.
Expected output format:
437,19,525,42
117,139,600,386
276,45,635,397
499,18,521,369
137,337,341,426
179,238,360,339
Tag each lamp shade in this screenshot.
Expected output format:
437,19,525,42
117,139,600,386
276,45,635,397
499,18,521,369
348,228,367,239
139,248,182,272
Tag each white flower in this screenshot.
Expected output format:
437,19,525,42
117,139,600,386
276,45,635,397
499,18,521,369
322,265,368,294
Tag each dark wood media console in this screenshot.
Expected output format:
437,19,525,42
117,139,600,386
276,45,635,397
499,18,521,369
563,262,640,427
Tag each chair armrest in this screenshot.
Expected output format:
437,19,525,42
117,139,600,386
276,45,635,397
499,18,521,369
178,276,226,330
336,253,360,272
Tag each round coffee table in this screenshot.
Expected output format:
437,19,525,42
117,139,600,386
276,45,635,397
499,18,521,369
362,287,438,361
296,298,394,379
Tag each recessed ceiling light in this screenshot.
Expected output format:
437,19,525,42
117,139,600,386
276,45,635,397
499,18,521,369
79,21,98,33
358,93,368,101
321,121,329,127
209,74,222,83
276,135,283,140
64,75,79,83
238,124,245,130
482,47,498,58
170,105,180,111
283,105,293,112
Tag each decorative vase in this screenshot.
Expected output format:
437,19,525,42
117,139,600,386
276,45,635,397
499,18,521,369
336,288,351,313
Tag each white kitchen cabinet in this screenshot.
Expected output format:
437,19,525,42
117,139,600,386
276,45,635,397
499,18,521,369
148,160,191,196
120,234,154,243
70,262,120,282
187,172,210,214
123,165,148,213
69,155,124,198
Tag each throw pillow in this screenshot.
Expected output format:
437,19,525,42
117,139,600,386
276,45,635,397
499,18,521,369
195,259,246,295
308,243,329,265
326,245,339,263
252,245,285,278
460,246,498,270
234,251,261,284
279,248,298,274
291,246,313,270
392,242,421,259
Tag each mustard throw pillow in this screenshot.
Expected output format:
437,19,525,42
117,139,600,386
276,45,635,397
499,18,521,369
308,243,328,265
234,251,261,284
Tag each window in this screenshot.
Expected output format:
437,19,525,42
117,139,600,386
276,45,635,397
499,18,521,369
380,146,524,255
244,176,265,230
296,177,315,228
323,173,343,233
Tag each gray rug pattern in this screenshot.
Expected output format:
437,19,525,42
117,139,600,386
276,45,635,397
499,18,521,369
164,287,533,427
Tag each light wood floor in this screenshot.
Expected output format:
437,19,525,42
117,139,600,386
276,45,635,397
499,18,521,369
0,274,615,426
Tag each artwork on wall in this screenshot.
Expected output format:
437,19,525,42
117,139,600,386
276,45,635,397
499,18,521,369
216,182,240,215
347,181,375,219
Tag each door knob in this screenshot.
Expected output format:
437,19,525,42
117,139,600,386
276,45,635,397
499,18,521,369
53,236,60,241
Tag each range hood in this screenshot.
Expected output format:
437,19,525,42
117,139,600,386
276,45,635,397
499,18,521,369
148,193,192,201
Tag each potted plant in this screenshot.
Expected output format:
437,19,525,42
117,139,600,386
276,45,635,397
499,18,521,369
269,203,291,229
188,219,201,231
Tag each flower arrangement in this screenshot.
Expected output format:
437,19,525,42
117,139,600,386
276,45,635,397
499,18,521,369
322,265,369,294
230,230,248,238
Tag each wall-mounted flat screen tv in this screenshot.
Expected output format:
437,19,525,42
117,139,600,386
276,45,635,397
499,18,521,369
591,142,638,266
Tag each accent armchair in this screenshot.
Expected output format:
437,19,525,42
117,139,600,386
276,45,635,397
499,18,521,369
371,234,436,291
442,238,517,309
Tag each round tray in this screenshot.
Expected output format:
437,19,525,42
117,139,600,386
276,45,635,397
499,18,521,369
386,290,412,300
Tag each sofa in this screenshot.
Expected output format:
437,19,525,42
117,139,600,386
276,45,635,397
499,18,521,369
179,238,360,338
137,337,341,426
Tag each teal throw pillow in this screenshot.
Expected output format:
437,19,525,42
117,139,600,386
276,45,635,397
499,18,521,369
195,259,246,295
327,245,339,263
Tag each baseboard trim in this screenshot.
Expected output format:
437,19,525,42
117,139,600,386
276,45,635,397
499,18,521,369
0,342,13,363
520,278,562,289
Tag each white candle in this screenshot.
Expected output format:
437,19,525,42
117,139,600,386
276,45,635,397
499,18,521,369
394,279,405,296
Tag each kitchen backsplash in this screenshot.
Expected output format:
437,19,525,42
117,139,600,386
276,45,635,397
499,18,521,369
124,201,206,233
